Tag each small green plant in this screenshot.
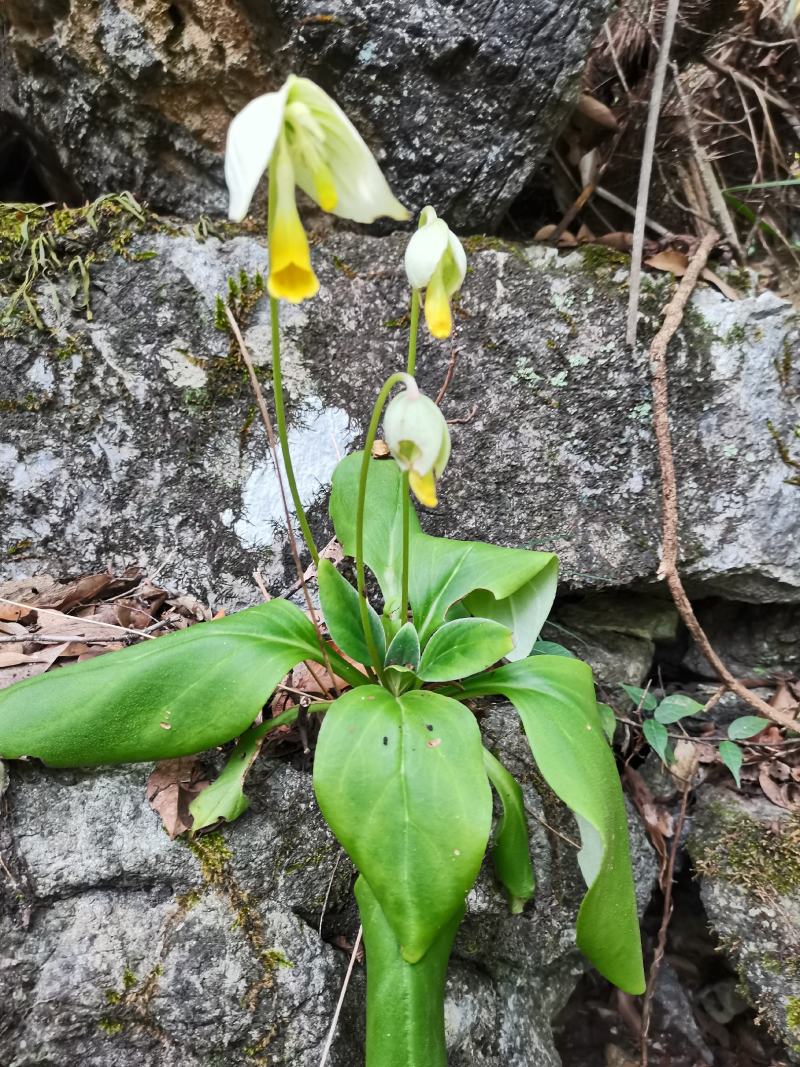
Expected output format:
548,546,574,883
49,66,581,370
0,75,644,1065
621,683,770,786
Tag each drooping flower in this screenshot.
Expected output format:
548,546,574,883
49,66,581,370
225,75,409,303
404,206,467,339
383,378,451,507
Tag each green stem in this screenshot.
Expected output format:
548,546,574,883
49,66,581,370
401,471,410,625
406,288,421,376
265,162,318,566
270,296,319,565
356,876,460,1067
357,372,407,680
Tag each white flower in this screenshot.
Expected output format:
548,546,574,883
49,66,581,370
383,378,451,507
225,75,409,302
404,206,467,338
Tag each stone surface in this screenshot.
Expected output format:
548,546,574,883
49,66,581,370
688,787,800,1061
1,227,798,612
0,0,610,228
682,598,800,679
0,703,657,1066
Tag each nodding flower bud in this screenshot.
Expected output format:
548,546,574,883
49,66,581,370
404,205,467,339
383,379,451,507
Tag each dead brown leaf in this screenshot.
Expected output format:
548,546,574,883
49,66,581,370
644,249,740,300
598,231,634,252
533,224,579,247
623,765,674,861
371,439,390,458
0,602,36,624
671,739,702,786
758,760,800,811
147,757,210,839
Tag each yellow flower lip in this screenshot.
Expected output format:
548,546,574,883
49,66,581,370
409,469,438,508
268,263,320,303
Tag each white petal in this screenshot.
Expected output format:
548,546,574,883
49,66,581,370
288,77,408,223
404,218,449,288
446,229,467,292
225,82,290,222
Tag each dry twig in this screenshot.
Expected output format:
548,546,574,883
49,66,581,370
648,231,797,732
625,0,682,347
640,780,691,1067
224,306,340,700
318,924,363,1067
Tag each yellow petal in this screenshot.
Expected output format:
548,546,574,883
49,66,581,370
424,270,452,339
408,469,438,508
269,140,319,303
313,161,338,213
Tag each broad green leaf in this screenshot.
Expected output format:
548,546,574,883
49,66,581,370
313,685,492,963
385,622,421,670
597,702,617,744
317,558,385,666
356,875,458,1067
621,684,657,712
453,657,645,994
483,747,535,912
330,453,558,659
189,706,299,834
0,601,322,766
532,639,576,658
654,693,705,724
643,719,671,764
719,740,743,786
727,715,767,740
417,618,513,683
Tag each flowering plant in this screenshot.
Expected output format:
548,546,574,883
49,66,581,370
0,75,643,1066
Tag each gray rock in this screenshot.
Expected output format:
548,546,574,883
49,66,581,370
0,0,611,228
688,786,800,1061
0,703,657,1066
682,599,800,679
2,228,798,611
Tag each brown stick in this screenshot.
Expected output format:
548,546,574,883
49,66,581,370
649,231,797,732
224,306,340,700
625,0,682,347
640,780,690,1067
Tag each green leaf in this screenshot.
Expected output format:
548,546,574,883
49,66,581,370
654,693,705,724
483,747,535,912
727,716,767,741
317,558,385,666
330,453,558,659
417,618,513,683
452,657,645,994
643,719,671,764
621,684,657,712
0,601,322,766
189,706,299,834
385,622,421,670
313,685,492,963
532,639,576,658
597,702,617,744
719,740,743,787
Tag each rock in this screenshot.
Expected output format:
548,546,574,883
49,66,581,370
688,786,800,1061
0,0,611,229
543,592,679,687
0,702,657,1066
1,225,798,610
682,599,800,679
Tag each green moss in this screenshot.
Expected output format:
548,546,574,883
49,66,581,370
122,967,137,991
262,949,293,969
6,539,32,556
176,887,203,911
188,831,233,884
461,233,527,263
97,1018,124,1036
577,244,628,276
723,323,747,346
693,804,800,896
787,997,800,1035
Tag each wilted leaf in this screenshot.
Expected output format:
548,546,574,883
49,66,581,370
371,439,390,458
576,94,618,131
671,739,701,784
598,232,633,252
147,756,210,838
533,224,579,247
623,765,674,861
0,603,36,624
758,760,800,810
